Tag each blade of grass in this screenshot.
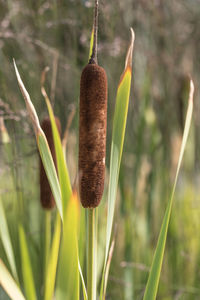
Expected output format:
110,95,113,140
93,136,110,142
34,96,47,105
41,82,72,212
62,105,76,159
143,79,194,300
88,27,94,61
44,213,61,300
43,211,51,285
78,260,88,300
103,239,115,299
0,117,10,143
38,133,63,219
105,28,135,264
56,190,80,300
19,225,37,300
14,60,63,220
0,259,25,300
0,196,19,283
100,28,135,299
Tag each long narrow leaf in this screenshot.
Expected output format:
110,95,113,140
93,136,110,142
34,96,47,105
19,225,37,300
14,61,63,220
143,80,194,300
105,28,135,264
89,27,94,61
100,30,135,299
56,191,80,300
41,85,72,212
103,239,115,299
38,133,63,219
0,197,18,282
78,260,88,300
0,259,25,300
44,213,61,300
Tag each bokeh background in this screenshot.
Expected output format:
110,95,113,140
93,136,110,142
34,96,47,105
0,0,200,299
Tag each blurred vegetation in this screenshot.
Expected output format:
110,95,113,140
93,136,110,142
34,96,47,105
0,0,200,299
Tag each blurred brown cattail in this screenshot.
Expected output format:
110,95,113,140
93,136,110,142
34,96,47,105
40,116,61,209
79,1,107,208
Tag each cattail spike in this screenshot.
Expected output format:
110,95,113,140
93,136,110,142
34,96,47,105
79,64,107,208
40,117,61,209
79,0,107,208
89,0,99,64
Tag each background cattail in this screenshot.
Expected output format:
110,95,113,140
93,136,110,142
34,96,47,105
79,62,108,208
40,116,61,209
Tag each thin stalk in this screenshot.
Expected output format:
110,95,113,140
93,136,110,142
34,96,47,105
87,208,97,300
44,211,51,282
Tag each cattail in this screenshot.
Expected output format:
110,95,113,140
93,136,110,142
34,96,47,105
40,116,61,209
79,0,108,208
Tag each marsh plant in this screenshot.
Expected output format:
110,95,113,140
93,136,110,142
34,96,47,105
0,1,194,300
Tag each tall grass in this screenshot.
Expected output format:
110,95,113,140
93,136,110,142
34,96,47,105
0,2,197,300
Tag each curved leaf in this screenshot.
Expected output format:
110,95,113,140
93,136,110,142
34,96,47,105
0,197,18,282
100,28,135,299
0,259,25,300
143,80,194,300
14,61,63,220
19,225,37,300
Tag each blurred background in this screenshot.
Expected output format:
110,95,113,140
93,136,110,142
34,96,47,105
0,0,200,299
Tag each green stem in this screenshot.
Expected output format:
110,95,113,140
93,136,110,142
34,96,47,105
87,208,97,300
44,210,51,282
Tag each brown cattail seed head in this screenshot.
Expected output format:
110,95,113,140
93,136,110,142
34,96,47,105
79,63,107,208
40,116,61,209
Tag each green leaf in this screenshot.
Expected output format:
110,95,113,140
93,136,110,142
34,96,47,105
0,259,25,300
143,80,194,300
13,60,63,220
0,197,18,282
89,27,94,61
41,86,72,213
19,225,37,300
0,117,10,144
38,133,63,219
100,29,135,299
103,239,115,299
78,260,88,300
43,211,51,287
56,191,80,300
44,213,61,300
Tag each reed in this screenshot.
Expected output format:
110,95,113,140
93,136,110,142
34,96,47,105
40,116,61,209
79,0,107,209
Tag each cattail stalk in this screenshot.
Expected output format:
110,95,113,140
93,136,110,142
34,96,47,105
87,209,97,300
79,0,107,208
90,0,98,64
79,0,106,298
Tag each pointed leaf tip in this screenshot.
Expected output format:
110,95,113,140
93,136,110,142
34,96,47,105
124,28,135,71
13,59,42,136
189,79,194,102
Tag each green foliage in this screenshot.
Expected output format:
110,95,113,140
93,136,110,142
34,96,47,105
44,213,61,300
143,82,194,300
0,2,198,299
100,29,135,299
0,197,18,283
0,260,25,300
19,225,37,300
56,192,80,300
42,89,72,212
